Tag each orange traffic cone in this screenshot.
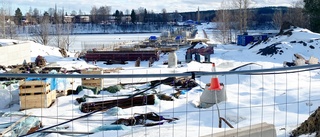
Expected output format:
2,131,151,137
208,63,222,91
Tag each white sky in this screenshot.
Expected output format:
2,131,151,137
7,0,293,15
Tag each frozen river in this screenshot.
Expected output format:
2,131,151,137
66,33,161,52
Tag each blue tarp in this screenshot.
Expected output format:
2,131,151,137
91,125,129,132
149,36,157,41
25,77,57,90
175,35,183,40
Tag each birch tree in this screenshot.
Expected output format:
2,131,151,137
272,10,283,29
285,0,308,28
214,0,232,44
233,0,252,34
52,8,64,48
63,22,75,52
0,2,7,38
33,12,51,45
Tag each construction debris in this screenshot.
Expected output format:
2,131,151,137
283,54,319,67
290,106,320,137
79,95,156,113
0,113,42,137
35,55,46,67
111,112,178,127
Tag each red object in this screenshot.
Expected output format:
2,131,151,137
85,50,160,62
208,77,221,90
208,62,221,90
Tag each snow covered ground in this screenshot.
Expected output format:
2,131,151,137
1,23,320,137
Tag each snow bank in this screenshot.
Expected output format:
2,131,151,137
247,27,320,62
0,89,12,109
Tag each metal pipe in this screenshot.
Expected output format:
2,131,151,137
1,64,319,78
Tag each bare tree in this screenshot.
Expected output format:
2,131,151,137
90,6,98,24
0,8,6,38
284,0,308,28
137,7,145,23
273,10,283,29
33,8,40,22
33,12,51,45
52,8,66,48
97,6,111,32
78,9,82,15
0,0,8,38
71,10,77,16
162,8,168,24
63,22,75,51
125,9,130,24
6,5,18,39
173,10,180,22
214,0,232,44
233,0,252,34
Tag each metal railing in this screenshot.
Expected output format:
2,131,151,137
1,64,320,137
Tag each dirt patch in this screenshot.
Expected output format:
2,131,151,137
277,21,296,36
256,43,283,56
290,107,320,137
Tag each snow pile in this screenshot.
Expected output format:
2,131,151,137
0,39,20,46
0,89,12,109
30,42,63,57
249,27,320,61
193,42,209,49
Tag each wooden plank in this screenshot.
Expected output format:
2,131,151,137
82,79,103,84
19,80,50,85
20,94,49,101
19,89,51,96
203,122,276,137
0,113,32,136
19,84,50,89
82,79,103,88
19,81,51,94
81,70,103,75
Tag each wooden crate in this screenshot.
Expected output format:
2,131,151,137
81,70,104,89
19,80,56,110
19,80,51,94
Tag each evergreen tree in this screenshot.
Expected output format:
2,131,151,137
131,9,136,24
304,0,320,32
114,10,122,25
162,8,168,24
14,8,23,25
144,9,148,23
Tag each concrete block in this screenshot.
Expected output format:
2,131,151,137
202,122,276,137
198,84,227,108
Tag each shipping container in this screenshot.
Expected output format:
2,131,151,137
237,34,268,46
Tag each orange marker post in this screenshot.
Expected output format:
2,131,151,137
208,63,222,91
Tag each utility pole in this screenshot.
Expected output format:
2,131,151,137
197,7,200,22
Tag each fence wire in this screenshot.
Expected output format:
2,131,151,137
1,64,320,137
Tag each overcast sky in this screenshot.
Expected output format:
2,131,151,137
8,0,293,15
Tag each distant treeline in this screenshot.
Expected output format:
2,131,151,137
179,6,289,29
